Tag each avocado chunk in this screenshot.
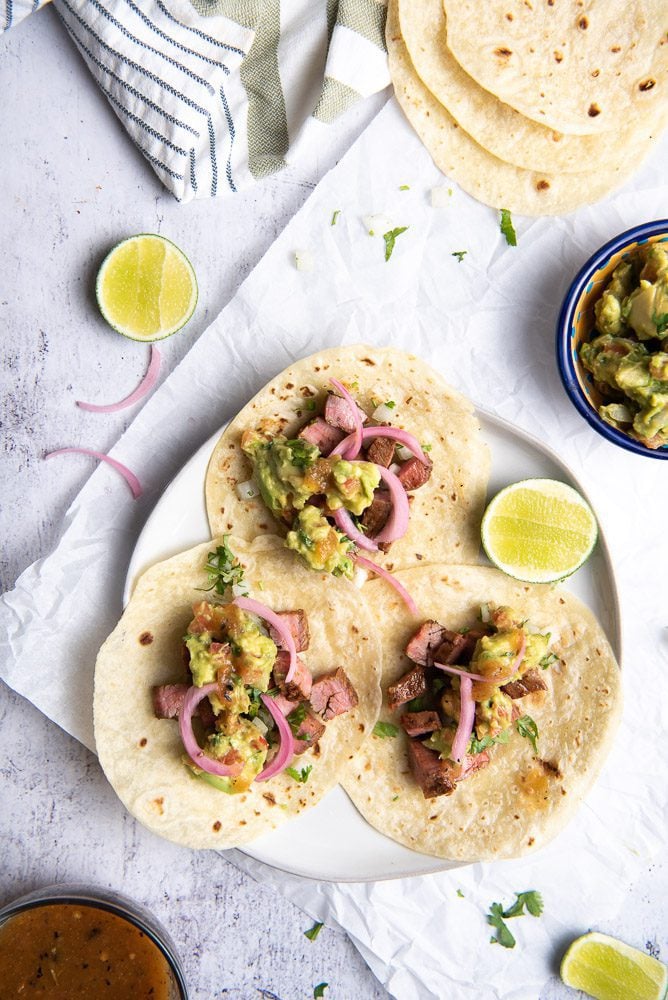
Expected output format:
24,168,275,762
285,505,355,578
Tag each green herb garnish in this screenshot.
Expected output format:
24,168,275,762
314,985,328,998
500,208,517,246
331,210,341,226
288,438,318,469
203,537,246,596
468,728,511,755
384,400,396,409
516,714,539,753
452,250,467,263
304,921,323,941
287,703,308,735
539,652,559,669
399,184,410,191
503,890,544,919
486,891,543,948
383,226,409,262
373,721,399,739
653,311,668,334
456,889,465,898
286,764,313,784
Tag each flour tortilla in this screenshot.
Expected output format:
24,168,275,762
205,344,490,572
342,564,622,861
94,536,382,849
387,0,647,216
398,0,666,174
443,0,668,136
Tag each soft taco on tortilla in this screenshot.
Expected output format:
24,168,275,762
342,563,622,861
205,346,490,603
94,536,381,849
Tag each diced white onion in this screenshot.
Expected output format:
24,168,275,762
236,479,259,501
352,566,369,589
395,444,413,462
372,403,399,423
430,187,452,208
363,213,392,236
389,462,401,475
294,249,314,271
480,602,491,623
252,716,269,737
231,582,249,598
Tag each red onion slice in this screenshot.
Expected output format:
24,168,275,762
256,694,296,781
76,346,161,413
434,662,489,683
329,378,363,458
233,596,297,683
355,555,419,616
451,676,475,763
44,447,142,499
332,507,379,551
373,466,410,544
331,426,431,464
179,682,241,777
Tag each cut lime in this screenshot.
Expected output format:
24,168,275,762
561,931,668,1000
96,234,197,341
481,478,597,583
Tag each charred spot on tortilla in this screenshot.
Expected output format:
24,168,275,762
139,631,153,645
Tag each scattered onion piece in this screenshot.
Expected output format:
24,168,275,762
233,596,297,683
332,507,379,551
355,555,419,616
329,378,363,458
76,346,161,413
256,694,295,781
44,447,142,499
179,682,240,777
373,466,410,544
451,676,475,763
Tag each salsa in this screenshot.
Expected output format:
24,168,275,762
0,902,177,998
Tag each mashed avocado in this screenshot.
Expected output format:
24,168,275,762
325,458,380,516
285,505,355,578
185,604,276,692
195,719,269,793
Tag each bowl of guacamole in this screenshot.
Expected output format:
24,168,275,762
557,220,668,460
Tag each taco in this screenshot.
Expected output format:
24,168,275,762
205,345,490,596
94,536,382,849
342,563,622,861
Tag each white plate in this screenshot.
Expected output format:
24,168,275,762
124,410,621,882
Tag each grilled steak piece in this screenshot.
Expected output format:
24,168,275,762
397,457,432,491
324,393,368,433
360,494,391,537
298,417,345,455
272,651,313,702
291,706,326,754
458,751,491,780
457,625,495,661
366,436,396,467
400,710,441,737
433,629,470,665
310,667,359,720
501,668,548,700
405,621,448,666
268,609,310,652
152,684,215,727
407,740,458,798
387,663,428,710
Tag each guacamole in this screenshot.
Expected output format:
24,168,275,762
581,243,668,449
285,505,355,578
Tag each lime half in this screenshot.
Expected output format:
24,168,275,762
561,932,668,1000
96,234,197,341
481,478,597,583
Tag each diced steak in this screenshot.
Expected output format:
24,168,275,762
269,692,299,717
400,710,441,737
360,494,391,537
324,393,368,433
152,684,216,727
457,625,494,661
291,706,326,754
433,629,470,665
387,663,428,710
397,457,432,491
405,621,448,666
309,667,359,720
268,609,310,652
407,740,457,798
458,751,491,780
298,417,345,455
501,668,548,700
366,436,396,467
272,650,313,702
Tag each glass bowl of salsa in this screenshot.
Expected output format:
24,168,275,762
0,884,189,999
556,219,668,460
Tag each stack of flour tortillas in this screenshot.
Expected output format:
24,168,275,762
387,0,668,215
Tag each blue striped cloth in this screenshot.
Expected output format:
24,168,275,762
4,0,390,201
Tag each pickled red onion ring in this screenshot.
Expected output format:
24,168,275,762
76,346,161,413
332,507,379,551
451,676,475,763
331,426,430,465
434,662,489,683
355,555,419,616
179,682,241,777
256,694,295,781
329,378,363,458
44,447,142,499
233,596,297,683
373,466,410,544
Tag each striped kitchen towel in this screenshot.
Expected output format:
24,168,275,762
3,0,390,201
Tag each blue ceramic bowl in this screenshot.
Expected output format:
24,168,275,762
556,220,668,460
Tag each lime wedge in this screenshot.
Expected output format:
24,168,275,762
481,478,597,583
96,234,197,341
561,932,668,1000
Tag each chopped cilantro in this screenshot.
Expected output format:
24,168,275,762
202,537,246,597
539,651,559,669
468,727,510,755
516,714,539,754
373,721,399,739
452,250,468,263
399,184,410,191
305,398,317,411
314,985,328,999
287,703,308,735
297,529,315,550
500,208,517,246
456,889,465,898
286,764,312,784
405,695,428,712
384,399,396,409
487,902,516,948
304,921,323,941
653,311,668,334
503,890,544,919
383,226,409,262
288,438,318,469
392,794,400,801
421,443,432,452
331,209,341,226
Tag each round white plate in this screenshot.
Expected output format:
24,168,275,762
124,410,621,882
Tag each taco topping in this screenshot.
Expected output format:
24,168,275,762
153,598,359,793
387,604,554,799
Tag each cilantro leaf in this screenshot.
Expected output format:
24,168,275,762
373,721,399,739
456,889,465,898
383,226,409,262
285,764,313,784
501,890,544,919
516,714,539,754
287,703,308,735
452,250,467,263
500,208,517,247
487,903,516,948
653,310,668,334
304,921,324,941
202,537,246,597
331,209,341,226
539,652,559,669
314,984,328,998
399,184,410,190
468,728,510,755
